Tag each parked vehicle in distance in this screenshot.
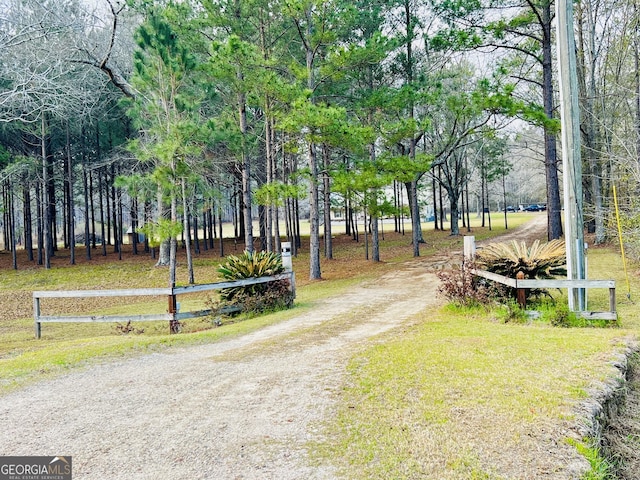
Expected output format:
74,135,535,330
505,206,516,212
523,204,542,212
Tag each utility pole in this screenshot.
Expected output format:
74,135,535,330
556,0,586,310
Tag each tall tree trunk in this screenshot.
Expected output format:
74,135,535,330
323,144,333,259
239,92,253,253
308,142,321,278
36,181,43,265
394,180,400,233
23,182,33,262
46,149,56,255
304,9,321,279
194,211,200,255
169,186,179,333
105,168,111,247
209,207,215,249
66,123,75,265
111,164,119,253
132,195,139,255
542,3,563,240
3,183,9,251
432,175,439,230
10,187,17,269
99,169,107,256
465,154,471,233
438,167,445,228
182,179,194,284
635,0,640,170
404,0,424,255
502,170,508,230
82,163,91,261
90,169,96,249
448,187,461,236
576,3,605,243
364,203,369,260
369,142,380,262
265,110,274,253
294,196,301,251
485,180,492,231
41,115,51,269
218,208,224,257
116,177,123,261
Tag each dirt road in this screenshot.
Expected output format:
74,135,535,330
0,217,550,479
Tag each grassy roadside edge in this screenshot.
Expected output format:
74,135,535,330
312,301,638,479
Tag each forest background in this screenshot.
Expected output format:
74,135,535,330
0,0,639,283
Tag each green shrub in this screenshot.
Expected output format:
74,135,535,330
567,438,616,480
216,250,293,314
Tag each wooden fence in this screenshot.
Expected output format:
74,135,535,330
33,272,295,339
470,268,616,320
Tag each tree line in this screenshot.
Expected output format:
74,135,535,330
0,0,638,283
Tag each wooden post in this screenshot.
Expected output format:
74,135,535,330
609,287,616,314
289,271,296,299
516,271,526,308
463,236,476,262
168,294,179,334
34,295,41,339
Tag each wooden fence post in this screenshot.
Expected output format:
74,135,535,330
34,295,41,339
609,287,616,314
168,294,179,334
516,271,526,307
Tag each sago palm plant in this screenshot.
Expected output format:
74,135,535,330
217,250,292,311
476,239,567,279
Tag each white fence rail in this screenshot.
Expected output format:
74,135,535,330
470,268,616,320
33,272,295,339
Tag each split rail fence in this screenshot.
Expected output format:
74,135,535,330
33,272,295,339
470,268,616,320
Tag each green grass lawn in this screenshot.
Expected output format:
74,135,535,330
318,305,634,479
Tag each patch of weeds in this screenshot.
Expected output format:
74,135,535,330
442,302,489,317
113,321,145,335
534,301,618,328
494,299,529,324
437,261,493,307
545,302,579,327
567,438,616,480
